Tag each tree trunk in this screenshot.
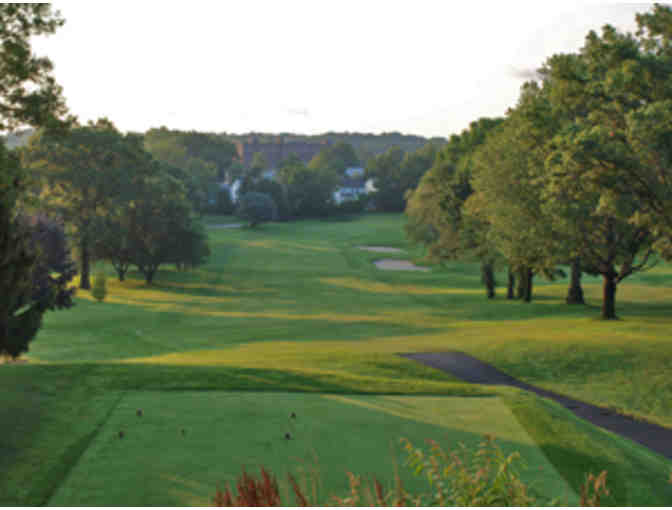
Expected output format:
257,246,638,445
79,237,91,289
481,262,496,299
113,261,128,282
602,271,618,320
516,268,526,299
566,258,585,305
145,268,155,285
507,267,515,299
523,268,533,303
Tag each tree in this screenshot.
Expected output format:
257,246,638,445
405,118,504,298
91,208,134,282
470,88,561,303
144,128,237,214
365,147,406,212
169,220,211,272
0,4,71,358
24,120,154,289
281,159,338,218
126,174,196,285
308,142,359,176
540,23,658,319
237,192,277,228
0,4,70,132
241,178,290,220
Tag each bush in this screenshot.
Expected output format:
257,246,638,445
334,195,367,216
242,179,291,220
236,192,277,228
91,268,107,302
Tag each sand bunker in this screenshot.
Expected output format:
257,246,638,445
209,223,243,229
357,245,405,253
374,259,430,272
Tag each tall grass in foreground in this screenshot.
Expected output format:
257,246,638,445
213,436,612,506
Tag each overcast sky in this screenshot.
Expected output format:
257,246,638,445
32,1,652,139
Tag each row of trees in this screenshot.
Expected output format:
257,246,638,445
144,127,239,215
406,4,672,319
238,143,363,222
23,120,211,288
236,140,439,223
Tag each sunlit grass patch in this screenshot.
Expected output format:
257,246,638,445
320,277,482,295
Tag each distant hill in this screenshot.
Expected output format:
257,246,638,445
225,131,447,165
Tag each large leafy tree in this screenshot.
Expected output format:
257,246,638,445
24,119,155,289
405,118,504,297
308,142,359,176
0,4,70,358
124,173,206,284
144,128,237,214
236,191,277,228
541,23,658,319
470,85,563,302
279,157,338,218
365,146,406,212
0,4,70,132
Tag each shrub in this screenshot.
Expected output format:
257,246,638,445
236,192,277,228
91,268,107,302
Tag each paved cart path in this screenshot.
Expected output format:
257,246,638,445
401,351,672,460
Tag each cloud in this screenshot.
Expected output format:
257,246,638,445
509,67,542,81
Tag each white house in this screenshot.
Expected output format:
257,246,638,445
219,165,376,206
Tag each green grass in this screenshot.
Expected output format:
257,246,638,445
47,392,576,506
2,212,672,505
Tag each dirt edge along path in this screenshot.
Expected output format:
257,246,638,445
400,351,672,460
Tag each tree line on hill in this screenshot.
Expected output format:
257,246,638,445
405,4,672,320
228,139,440,225
226,131,447,166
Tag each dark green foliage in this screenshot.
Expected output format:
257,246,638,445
365,147,406,212
0,4,70,132
308,142,359,175
0,148,38,358
0,151,76,358
236,192,277,228
93,172,209,284
0,3,72,358
280,160,338,218
169,220,211,272
92,211,133,282
22,213,77,311
214,187,235,215
144,128,238,215
239,179,290,220
24,119,155,289
481,262,496,299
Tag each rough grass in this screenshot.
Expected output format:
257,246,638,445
2,213,672,505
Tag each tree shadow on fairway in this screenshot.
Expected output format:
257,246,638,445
537,443,672,506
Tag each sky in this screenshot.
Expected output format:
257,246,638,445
31,1,653,139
